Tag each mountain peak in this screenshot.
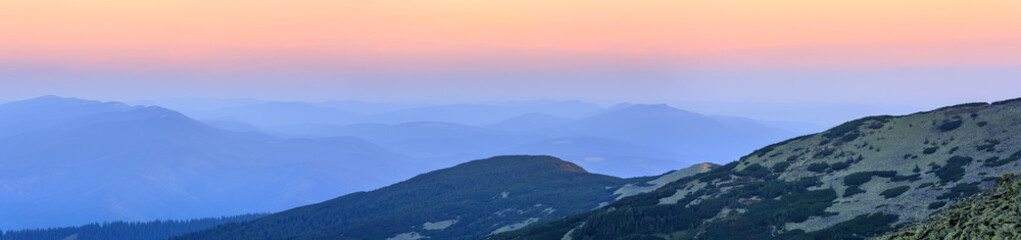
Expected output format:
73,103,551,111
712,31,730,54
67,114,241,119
0,96,134,124
621,104,689,113
178,155,625,240
29,94,68,100
5,95,116,107
455,155,590,174
691,162,718,172
600,104,695,117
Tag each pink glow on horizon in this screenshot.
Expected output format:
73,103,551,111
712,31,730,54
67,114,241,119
2,0,1020,72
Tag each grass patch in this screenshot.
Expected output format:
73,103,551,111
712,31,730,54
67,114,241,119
702,186,838,239
983,149,1021,167
813,148,836,159
753,146,775,158
807,163,830,173
843,186,866,197
937,182,980,200
880,186,910,199
937,119,963,132
822,116,892,139
841,132,861,142
787,213,898,240
975,140,1000,152
845,171,897,186
830,161,850,171
739,134,812,161
734,163,771,178
772,162,791,172
890,174,921,182
991,97,1021,105
936,156,972,184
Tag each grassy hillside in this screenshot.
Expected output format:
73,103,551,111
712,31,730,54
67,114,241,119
489,98,1021,240
874,173,1021,239
178,156,714,240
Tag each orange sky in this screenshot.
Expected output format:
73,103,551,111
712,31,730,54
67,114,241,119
1,0,1020,72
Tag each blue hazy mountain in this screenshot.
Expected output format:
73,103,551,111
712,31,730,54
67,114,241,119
495,137,688,177
485,112,572,132
155,99,602,129
542,104,797,164
363,100,602,126
270,122,537,161
272,121,692,177
0,95,134,138
487,99,604,119
186,101,362,127
130,98,267,113
711,115,825,135
316,99,599,122
0,96,421,230
198,117,264,133
255,103,800,176
313,100,426,115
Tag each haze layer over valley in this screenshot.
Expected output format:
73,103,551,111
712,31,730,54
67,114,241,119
0,95,805,230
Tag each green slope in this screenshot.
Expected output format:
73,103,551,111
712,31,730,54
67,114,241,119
874,173,1021,239
177,155,698,240
489,98,1021,240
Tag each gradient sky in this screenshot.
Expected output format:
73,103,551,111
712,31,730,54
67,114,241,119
2,0,1020,123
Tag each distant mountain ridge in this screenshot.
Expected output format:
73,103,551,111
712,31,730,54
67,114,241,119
0,95,134,138
175,99,604,127
0,96,422,229
193,101,362,126
541,103,796,163
0,95,811,231
257,102,801,177
490,98,1021,239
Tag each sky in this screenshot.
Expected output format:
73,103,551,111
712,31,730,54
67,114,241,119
1,0,1020,124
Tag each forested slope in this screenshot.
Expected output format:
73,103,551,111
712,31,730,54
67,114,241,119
0,214,265,240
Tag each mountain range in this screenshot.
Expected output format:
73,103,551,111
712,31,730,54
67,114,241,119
0,96,802,230
205,100,803,177
490,98,1021,239
0,96,422,229
5,97,1021,239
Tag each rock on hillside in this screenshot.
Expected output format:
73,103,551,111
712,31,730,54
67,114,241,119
488,98,1021,240
875,173,1021,239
